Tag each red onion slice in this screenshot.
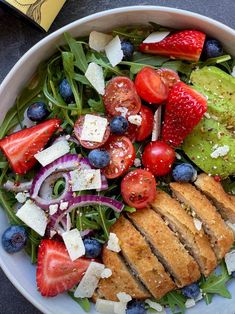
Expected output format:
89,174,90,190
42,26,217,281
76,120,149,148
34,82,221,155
3,180,33,192
51,195,124,229
34,172,72,209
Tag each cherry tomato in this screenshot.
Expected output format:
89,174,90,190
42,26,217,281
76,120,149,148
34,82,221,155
142,141,175,176
74,115,110,149
103,77,141,116
103,135,135,179
136,105,154,141
124,122,138,142
156,68,180,90
135,67,169,104
121,169,156,209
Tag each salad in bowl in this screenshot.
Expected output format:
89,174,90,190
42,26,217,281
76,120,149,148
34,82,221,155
0,18,235,314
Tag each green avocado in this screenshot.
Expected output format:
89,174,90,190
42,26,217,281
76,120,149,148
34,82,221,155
191,66,235,127
183,66,235,178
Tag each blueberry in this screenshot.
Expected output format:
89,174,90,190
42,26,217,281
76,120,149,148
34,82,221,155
232,271,235,278
121,40,134,60
83,238,102,258
126,300,146,314
172,163,197,182
110,116,128,134
27,102,49,122
203,39,223,59
2,225,27,254
88,149,110,168
59,79,73,103
181,283,200,299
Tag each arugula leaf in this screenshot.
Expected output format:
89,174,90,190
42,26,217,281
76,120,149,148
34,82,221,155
88,97,105,113
148,21,175,32
200,54,231,68
158,291,186,313
68,292,91,312
87,52,124,76
123,206,136,213
221,178,235,195
62,51,82,115
132,52,169,66
64,32,88,73
200,261,232,299
112,25,152,47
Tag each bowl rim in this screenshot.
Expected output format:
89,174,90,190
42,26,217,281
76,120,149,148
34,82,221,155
0,5,235,314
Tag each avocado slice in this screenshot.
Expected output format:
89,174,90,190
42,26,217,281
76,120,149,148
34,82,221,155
183,66,235,178
183,118,235,178
191,66,235,127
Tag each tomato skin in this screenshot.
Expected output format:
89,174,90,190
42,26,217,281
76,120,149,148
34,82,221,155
142,141,175,176
103,135,135,179
121,169,156,209
135,67,169,104
103,77,141,116
156,68,180,90
74,115,110,149
136,105,154,141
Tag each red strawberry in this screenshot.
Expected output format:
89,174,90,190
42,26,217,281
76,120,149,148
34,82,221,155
0,119,61,174
36,239,91,297
162,82,207,146
139,30,206,61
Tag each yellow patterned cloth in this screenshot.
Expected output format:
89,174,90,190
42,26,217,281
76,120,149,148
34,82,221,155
4,0,66,31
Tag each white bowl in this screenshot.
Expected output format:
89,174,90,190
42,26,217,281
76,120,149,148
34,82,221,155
0,6,235,314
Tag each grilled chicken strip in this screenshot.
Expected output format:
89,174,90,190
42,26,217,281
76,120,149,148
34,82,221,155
170,182,234,260
94,248,150,301
151,189,217,276
111,215,176,299
195,174,235,223
127,208,201,287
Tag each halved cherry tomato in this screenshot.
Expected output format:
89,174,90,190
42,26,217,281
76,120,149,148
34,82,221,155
121,169,156,209
103,77,141,116
103,135,135,179
136,105,154,141
135,67,169,104
124,122,138,142
142,141,175,176
74,115,110,149
156,68,180,90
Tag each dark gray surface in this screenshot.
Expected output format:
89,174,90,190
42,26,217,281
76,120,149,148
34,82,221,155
0,0,234,313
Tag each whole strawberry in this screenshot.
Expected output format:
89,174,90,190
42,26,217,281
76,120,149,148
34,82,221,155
162,82,207,146
139,30,206,61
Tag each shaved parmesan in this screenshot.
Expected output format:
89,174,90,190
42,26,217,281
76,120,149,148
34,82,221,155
146,299,163,312
95,299,117,314
62,229,85,261
105,35,123,67
193,218,202,231
70,169,101,191
16,200,47,236
34,140,70,167
89,31,113,52
143,31,170,43
107,233,121,252
117,292,132,303
185,298,196,308
114,302,127,314
80,114,108,143
49,204,58,215
128,115,142,126
74,262,105,298
152,107,162,141
101,268,112,278
85,62,105,95
225,250,235,274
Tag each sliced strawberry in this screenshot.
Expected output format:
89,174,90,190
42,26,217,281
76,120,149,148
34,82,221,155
36,239,91,297
0,119,61,174
162,82,207,146
139,30,206,61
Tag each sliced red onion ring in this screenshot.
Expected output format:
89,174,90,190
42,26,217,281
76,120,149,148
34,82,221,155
51,195,124,229
80,229,94,238
34,172,72,209
3,180,33,192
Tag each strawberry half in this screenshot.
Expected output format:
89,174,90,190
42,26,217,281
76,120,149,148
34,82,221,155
0,119,61,174
162,82,207,146
36,239,91,297
139,30,206,61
